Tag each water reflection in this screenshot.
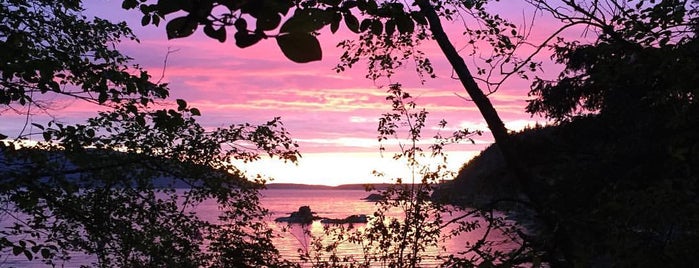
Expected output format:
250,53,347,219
0,189,518,267
261,189,518,266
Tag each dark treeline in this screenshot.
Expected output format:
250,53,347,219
441,10,699,265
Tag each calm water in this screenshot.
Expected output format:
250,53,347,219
1,189,510,267
260,189,510,266
263,189,399,264
263,189,377,263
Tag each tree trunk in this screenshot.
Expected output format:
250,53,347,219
415,0,526,193
416,1,575,265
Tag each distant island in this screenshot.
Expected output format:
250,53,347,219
264,183,396,191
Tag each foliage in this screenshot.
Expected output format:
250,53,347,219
1,0,299,266
450,114,699,266
507,0,699,266
282,85,534,267
0,0,167,120
359,84,459,267
128,0,532,85
526,0,699,121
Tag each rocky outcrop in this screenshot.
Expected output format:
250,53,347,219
320,214,368,224
275,206,370,225
274,206,320,224
362,193,385,202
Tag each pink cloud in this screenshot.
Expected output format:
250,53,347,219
2,1,569,185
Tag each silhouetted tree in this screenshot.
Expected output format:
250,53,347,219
527,0,698,121
1,0,299,266
520,1,699,266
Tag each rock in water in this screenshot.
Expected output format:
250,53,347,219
274,205,318,224
363,193,385,202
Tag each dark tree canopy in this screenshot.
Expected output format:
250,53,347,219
526,0,699,121
1,0,299,266
0,0,168,119
128,0,527,81
512,1,699,266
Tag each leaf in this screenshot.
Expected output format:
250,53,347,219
344,13,360,33
342,1,358,9
396,15,414,34
234,31,262,48
256,13,282,31
365,0,378,13
410,11,428,25
279,10,327,33
156,0,185,16
48,81,59,92
176,99,187,111
385,19,396,36
330,13,341,33
190,108,201,116
136,115,146,126
141,15,151,26
0,133,7,140
204,24,226,42
40,248,50,259
42,132,51,142
122,0,138,10
98,92,108,104
234,18,247,31
152,15,161,26
13,246,22,256
166,16,198,39
276,33,322,63
463,0,475,9
370,20,382,36
360,19,372,32
31,123,44,130
319,0,341,6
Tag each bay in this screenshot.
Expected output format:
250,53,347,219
1,188,512,267
259,188,509,266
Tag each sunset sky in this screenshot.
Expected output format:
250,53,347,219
3,1,576,186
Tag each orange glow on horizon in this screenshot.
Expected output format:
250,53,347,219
234,151,481,186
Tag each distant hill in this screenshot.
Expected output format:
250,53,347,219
436,112,699,214
1,147,408,191
434,118,606,207
0,147,254,189
436,106,699,264
264,183,396,191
